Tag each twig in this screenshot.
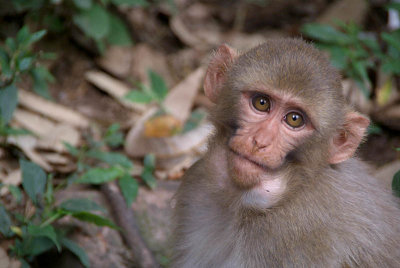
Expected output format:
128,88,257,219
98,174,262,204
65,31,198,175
101,182,160,268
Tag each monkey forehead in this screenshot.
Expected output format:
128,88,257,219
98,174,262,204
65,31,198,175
228,38,346,131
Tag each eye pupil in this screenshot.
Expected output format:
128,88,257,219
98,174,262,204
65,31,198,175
252,95,270,112
285,112,304,128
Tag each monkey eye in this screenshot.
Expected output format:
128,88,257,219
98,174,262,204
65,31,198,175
251,94,270,112
284,112,304,128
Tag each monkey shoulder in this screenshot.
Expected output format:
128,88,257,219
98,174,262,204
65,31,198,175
320,159,400,265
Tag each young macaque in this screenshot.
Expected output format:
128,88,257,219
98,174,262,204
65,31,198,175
172,39,400,267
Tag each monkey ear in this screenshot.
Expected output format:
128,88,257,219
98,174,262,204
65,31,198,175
204,44,237,103
328,112,370,164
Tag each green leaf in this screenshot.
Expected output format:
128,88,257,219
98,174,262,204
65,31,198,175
63,142,80,157
382,59,400,75
0,126,31,137
125,90,153,103
351,61,370,97
148,70,168,100
111,0,148,6
5,38,17,53
386,2,400,12
73,4,110,40
61,238,90,268
28,224,61,251
59,198,105,213
0,84,18,124
182,109,206,133
16,26,30,47
0,205,12,237
118,175,138,206
26,29,47,47
76,167,124,184
20,159,47,205
31,67,54,99
393,170,400,197
104,123,124,147
107,14,133,46
0,48,12,78
143,153,155,170
141,170,156,189
8,185,22,203
43,14,65,33
86,150,133,169
301,23,351,44
15,236,55,257
367,123,382,135
45,174,54,205
73,0,92,9
71,212,117,228
18,56,34,72
382,31,400,52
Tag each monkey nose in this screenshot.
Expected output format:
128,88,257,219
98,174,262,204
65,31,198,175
252,137,269,151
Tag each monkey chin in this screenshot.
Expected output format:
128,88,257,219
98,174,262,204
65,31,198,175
228,149,281,189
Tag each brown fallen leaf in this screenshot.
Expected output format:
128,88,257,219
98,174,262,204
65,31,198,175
316,0,369,26
96,46,132,78
13,109,80,152
163,67,206,123
144,114,183,138
0,247,20,268
7,135,52,171
18,90,90,128
130,44,174,88
0,170,21,196
85,70,146,113
125,107,213,158
341,79,372,115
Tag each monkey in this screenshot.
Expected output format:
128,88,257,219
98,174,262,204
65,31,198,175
172,38,400,268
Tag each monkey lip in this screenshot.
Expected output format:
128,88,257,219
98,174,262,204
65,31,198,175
229,148,269,171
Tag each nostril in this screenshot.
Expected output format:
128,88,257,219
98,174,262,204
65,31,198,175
253,136,268,150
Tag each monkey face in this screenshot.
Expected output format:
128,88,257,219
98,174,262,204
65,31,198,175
227,88,314,189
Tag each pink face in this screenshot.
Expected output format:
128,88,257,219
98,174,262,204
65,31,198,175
228,88,315,188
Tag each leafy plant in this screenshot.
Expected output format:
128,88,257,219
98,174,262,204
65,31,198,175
301,21,380,97
0,159,116,267
10,0,146,54
141,154,157,189
65,124,142,206
125,70,169,105
0,26,54,127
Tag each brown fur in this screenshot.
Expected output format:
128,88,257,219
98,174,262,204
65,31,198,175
172,39,400,267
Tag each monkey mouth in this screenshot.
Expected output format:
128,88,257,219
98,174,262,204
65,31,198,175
229,148,269,171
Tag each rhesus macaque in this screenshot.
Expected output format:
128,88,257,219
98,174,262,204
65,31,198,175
172,39,400,267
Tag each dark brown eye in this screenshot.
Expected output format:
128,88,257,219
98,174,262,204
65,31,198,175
285,112,304,128
252,95,270,112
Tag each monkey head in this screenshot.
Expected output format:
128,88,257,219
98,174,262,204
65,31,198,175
204,39,370,189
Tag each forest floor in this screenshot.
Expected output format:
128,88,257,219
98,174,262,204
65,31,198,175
1,0,400,267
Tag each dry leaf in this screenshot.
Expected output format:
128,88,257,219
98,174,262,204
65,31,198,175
131,44,174,87
144,114,183,138
96,46,132,78
125,107,213,158
316,0,368,26
18,90,90,128
0,170,21,196
342,79,372,114
40,153,70,165
7,135,52,171
85,71,146,113
13,109,80,152
163,67,206,122
0,247,20,268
